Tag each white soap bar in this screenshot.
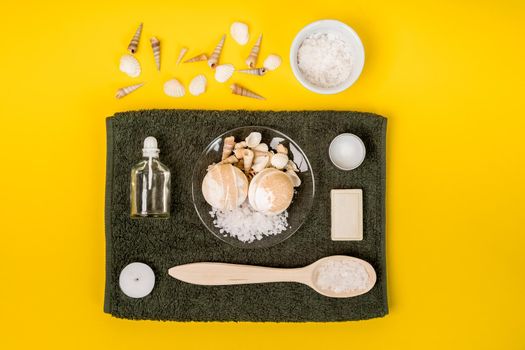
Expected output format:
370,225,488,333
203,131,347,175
331,189,363,241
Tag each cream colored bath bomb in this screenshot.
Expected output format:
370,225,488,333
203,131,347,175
202,164,248,210
248,168,294,215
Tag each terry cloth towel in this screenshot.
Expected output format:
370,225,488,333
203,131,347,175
104,110,388,322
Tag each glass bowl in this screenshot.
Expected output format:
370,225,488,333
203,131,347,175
192,126,315,249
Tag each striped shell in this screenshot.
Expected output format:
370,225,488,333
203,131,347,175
230,22,249,45
189,75,207,96
164,79,185,97
263,54,282,71
214,64,235,83
119,54,141,78
270,152,289,169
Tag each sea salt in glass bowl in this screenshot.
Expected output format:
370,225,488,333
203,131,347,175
290,19,365,94
192,126,315,249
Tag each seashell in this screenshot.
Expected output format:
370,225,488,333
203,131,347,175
149,37,161,70
234,141,247,149
252,143,268,153
127,23,143,54
246,34,262,68
219,154,238,165
243,149,254,173
276,144,288,155
266,151,274,167
230,83,265,100
176,47,188,65
184,53,208,63
221,136,235,160
115,83,144,99
252,153,269,173
189,74,207,96
119,54,141,78
263,54,282,71
245,132,262,148
286,169,301,187
270,152,289,169
235,158,244,170
208,35,226,69
237,68,267,76
230,22,249,45
163,78,185,97
214,64,235,83
286,160,299,172
233,148,245,159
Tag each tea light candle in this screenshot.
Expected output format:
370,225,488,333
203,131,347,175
119,262,155,298
329,133,366,171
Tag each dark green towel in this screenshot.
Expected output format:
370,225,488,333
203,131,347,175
104,110,388,322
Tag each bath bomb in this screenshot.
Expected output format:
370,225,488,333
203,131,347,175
202,164,248,210
248,168,294,215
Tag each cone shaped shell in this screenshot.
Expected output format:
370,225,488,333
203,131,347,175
221,136,235,160
115,83,144,99
150,37,161,70
184,53,208,63
243,149,254,173
127,23,143,54
176,47,188,65
237,68,267,76
246,34,262,68
208,35,226,69
230,83,265,100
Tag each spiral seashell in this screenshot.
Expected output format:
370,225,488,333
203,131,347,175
271,152,289,169
233,148,245,159
208,35,226,69
252,154,269,173
221,136,235,160
189,74,207,96
276,144,288,155
219,154,238,165
234,141,247,149
184,53,208,63
176,47,188,65
163,78,185,97
252,143,268,153
127,23,143,54
286,169,301,187
263,54,282,71
150,37,161,70
115,83,144,99
230,22,249,45
214,64,235,83
243,149,254,173
119,54,141,78
237,68,267,76
245,34,262,68
245,132,262,148
230,83,265,100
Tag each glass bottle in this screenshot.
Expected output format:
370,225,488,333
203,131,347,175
130,136,171,218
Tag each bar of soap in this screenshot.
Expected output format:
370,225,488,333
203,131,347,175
331,189,363,241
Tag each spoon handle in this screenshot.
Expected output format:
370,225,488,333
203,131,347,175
168,262,307,286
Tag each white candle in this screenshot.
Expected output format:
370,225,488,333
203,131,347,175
119,262,155,298
329,133,366,171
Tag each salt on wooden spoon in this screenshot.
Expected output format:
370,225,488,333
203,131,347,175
168,255,376,298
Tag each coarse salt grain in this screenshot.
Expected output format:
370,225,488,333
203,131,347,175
315,260,369,293
210,202,289,243
297,32,352,88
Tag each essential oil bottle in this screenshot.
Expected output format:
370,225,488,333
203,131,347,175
130,136,171,218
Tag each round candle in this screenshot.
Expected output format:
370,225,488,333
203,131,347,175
329,133,366,171
119,262,155,298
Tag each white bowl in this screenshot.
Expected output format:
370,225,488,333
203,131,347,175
329,133,366,171
290,19,365,94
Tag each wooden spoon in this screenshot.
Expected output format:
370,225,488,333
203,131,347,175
168,255,376,298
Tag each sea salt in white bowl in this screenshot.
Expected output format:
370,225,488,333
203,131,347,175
290,19,365,94
329,133,366,171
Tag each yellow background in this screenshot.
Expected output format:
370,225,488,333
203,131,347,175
1,0,524,348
